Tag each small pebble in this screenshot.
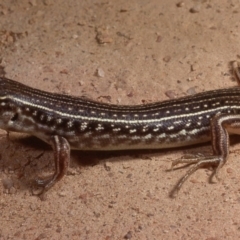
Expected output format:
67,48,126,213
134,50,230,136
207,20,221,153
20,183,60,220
67,168,78,176
96,68,105,77
165,90,177,99
163,56,171,62
191,63,199,71
43,0,52,5
72,34,78,39
29,0,37,6
58,191,67,197
96,27,113,44
186,87,197,95
30,204,37,211
176,2,185,7
120,9,128,12
104,162,112,171
36,233,47,239
190,178,199,184
156,35,162,42
190,5,200,13
56,226,62,233
124,231,132,239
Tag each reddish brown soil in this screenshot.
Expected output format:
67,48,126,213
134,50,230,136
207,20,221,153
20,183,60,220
0,0,240,239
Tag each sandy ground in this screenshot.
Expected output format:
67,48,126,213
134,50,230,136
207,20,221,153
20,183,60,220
0,0,240,239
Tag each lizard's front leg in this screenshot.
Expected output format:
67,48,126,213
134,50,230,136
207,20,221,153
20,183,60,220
35,135,70,196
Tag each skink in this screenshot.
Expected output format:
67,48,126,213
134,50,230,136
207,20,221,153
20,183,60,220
0,62,240,196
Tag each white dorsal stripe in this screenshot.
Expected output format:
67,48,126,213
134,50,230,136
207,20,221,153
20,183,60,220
9,96,239,125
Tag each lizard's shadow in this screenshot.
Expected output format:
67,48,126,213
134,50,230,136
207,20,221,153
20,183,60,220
11,135,240,196
18,135,240,165
18,135,240,163
19,136,168,166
